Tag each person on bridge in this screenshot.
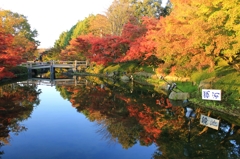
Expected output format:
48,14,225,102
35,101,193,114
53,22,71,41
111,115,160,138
34,53,43,63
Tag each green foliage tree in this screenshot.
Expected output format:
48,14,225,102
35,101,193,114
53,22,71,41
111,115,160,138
130,0,165,18
54,15,94,50
54,31,68,49
71,16,92,39
54,25,77,49
162,0,173,16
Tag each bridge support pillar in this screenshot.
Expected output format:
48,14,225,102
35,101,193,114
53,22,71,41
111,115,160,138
50,65,55,81
27,62,33,78
28,68,32,78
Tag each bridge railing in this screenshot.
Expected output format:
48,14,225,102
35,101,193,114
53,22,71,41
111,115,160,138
20,61,49,67
21,60,88,67
52,61,88,68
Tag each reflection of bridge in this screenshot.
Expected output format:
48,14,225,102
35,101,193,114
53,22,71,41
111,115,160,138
18,76,88,87
20,60,89,79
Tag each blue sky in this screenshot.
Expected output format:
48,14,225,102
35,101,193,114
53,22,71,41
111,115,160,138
0,0,167,48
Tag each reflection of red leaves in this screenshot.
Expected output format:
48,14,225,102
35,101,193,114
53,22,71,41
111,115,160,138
116,95,131,103
128,105,138,117
127,104,162,144
156,97,166,107
156,97,172,109
165,98,173,109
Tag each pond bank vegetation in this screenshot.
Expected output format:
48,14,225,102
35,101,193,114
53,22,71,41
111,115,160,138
78,60,240,118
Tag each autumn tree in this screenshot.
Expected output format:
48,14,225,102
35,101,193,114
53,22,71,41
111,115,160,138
0,30,23,79
151,0,240,76
0,9,39,60
120,17,159,63
0,9,38,79
88,14,111,37
106,0,134,36
42,47,61,61
59,38,87,61
88,35,129,65
69,34,129,65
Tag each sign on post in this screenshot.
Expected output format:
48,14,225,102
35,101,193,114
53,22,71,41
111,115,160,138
202,89,221,101
200,114,220,130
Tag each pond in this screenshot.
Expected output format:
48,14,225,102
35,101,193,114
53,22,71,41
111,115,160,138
0,75,239,159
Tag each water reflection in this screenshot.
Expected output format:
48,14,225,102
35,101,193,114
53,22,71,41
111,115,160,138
0,83,41,157
56,76,240,159
0,75,239,159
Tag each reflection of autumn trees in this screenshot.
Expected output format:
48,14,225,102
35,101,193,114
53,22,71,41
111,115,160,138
57,81,177,147
59,82,189,148
0,83,41,147
57,84,138,149
153,122,240,159
153,106,240,159
56,78,239,158
96,117,141,149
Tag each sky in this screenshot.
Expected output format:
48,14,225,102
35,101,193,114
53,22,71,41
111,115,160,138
0,0,167,49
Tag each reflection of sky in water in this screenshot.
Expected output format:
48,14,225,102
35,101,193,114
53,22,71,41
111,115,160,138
2,85,157,159
230,140,240,157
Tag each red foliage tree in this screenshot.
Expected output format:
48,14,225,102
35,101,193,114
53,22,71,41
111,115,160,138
0,31,24,80
120,17,158,62
70,34,130,65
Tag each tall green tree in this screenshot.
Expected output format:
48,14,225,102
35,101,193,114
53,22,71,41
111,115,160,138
54,31,68,49
54,15,94,50
55,25,77,49
71,16,92,39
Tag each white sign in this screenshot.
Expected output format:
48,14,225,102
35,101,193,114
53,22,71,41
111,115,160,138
200,114,220,130
202,89,221,101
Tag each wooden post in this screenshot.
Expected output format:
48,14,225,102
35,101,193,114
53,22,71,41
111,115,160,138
86,60,88,67
75,60,77,72
74,76,77,86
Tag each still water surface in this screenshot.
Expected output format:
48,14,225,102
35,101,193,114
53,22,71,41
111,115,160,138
1,85,156,159
0,76,239,159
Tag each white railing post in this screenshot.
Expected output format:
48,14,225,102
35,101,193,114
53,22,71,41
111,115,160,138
74,60,77,72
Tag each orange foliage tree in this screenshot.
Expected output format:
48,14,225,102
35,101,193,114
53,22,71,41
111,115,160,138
151,0,240,75
88,14,111,37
